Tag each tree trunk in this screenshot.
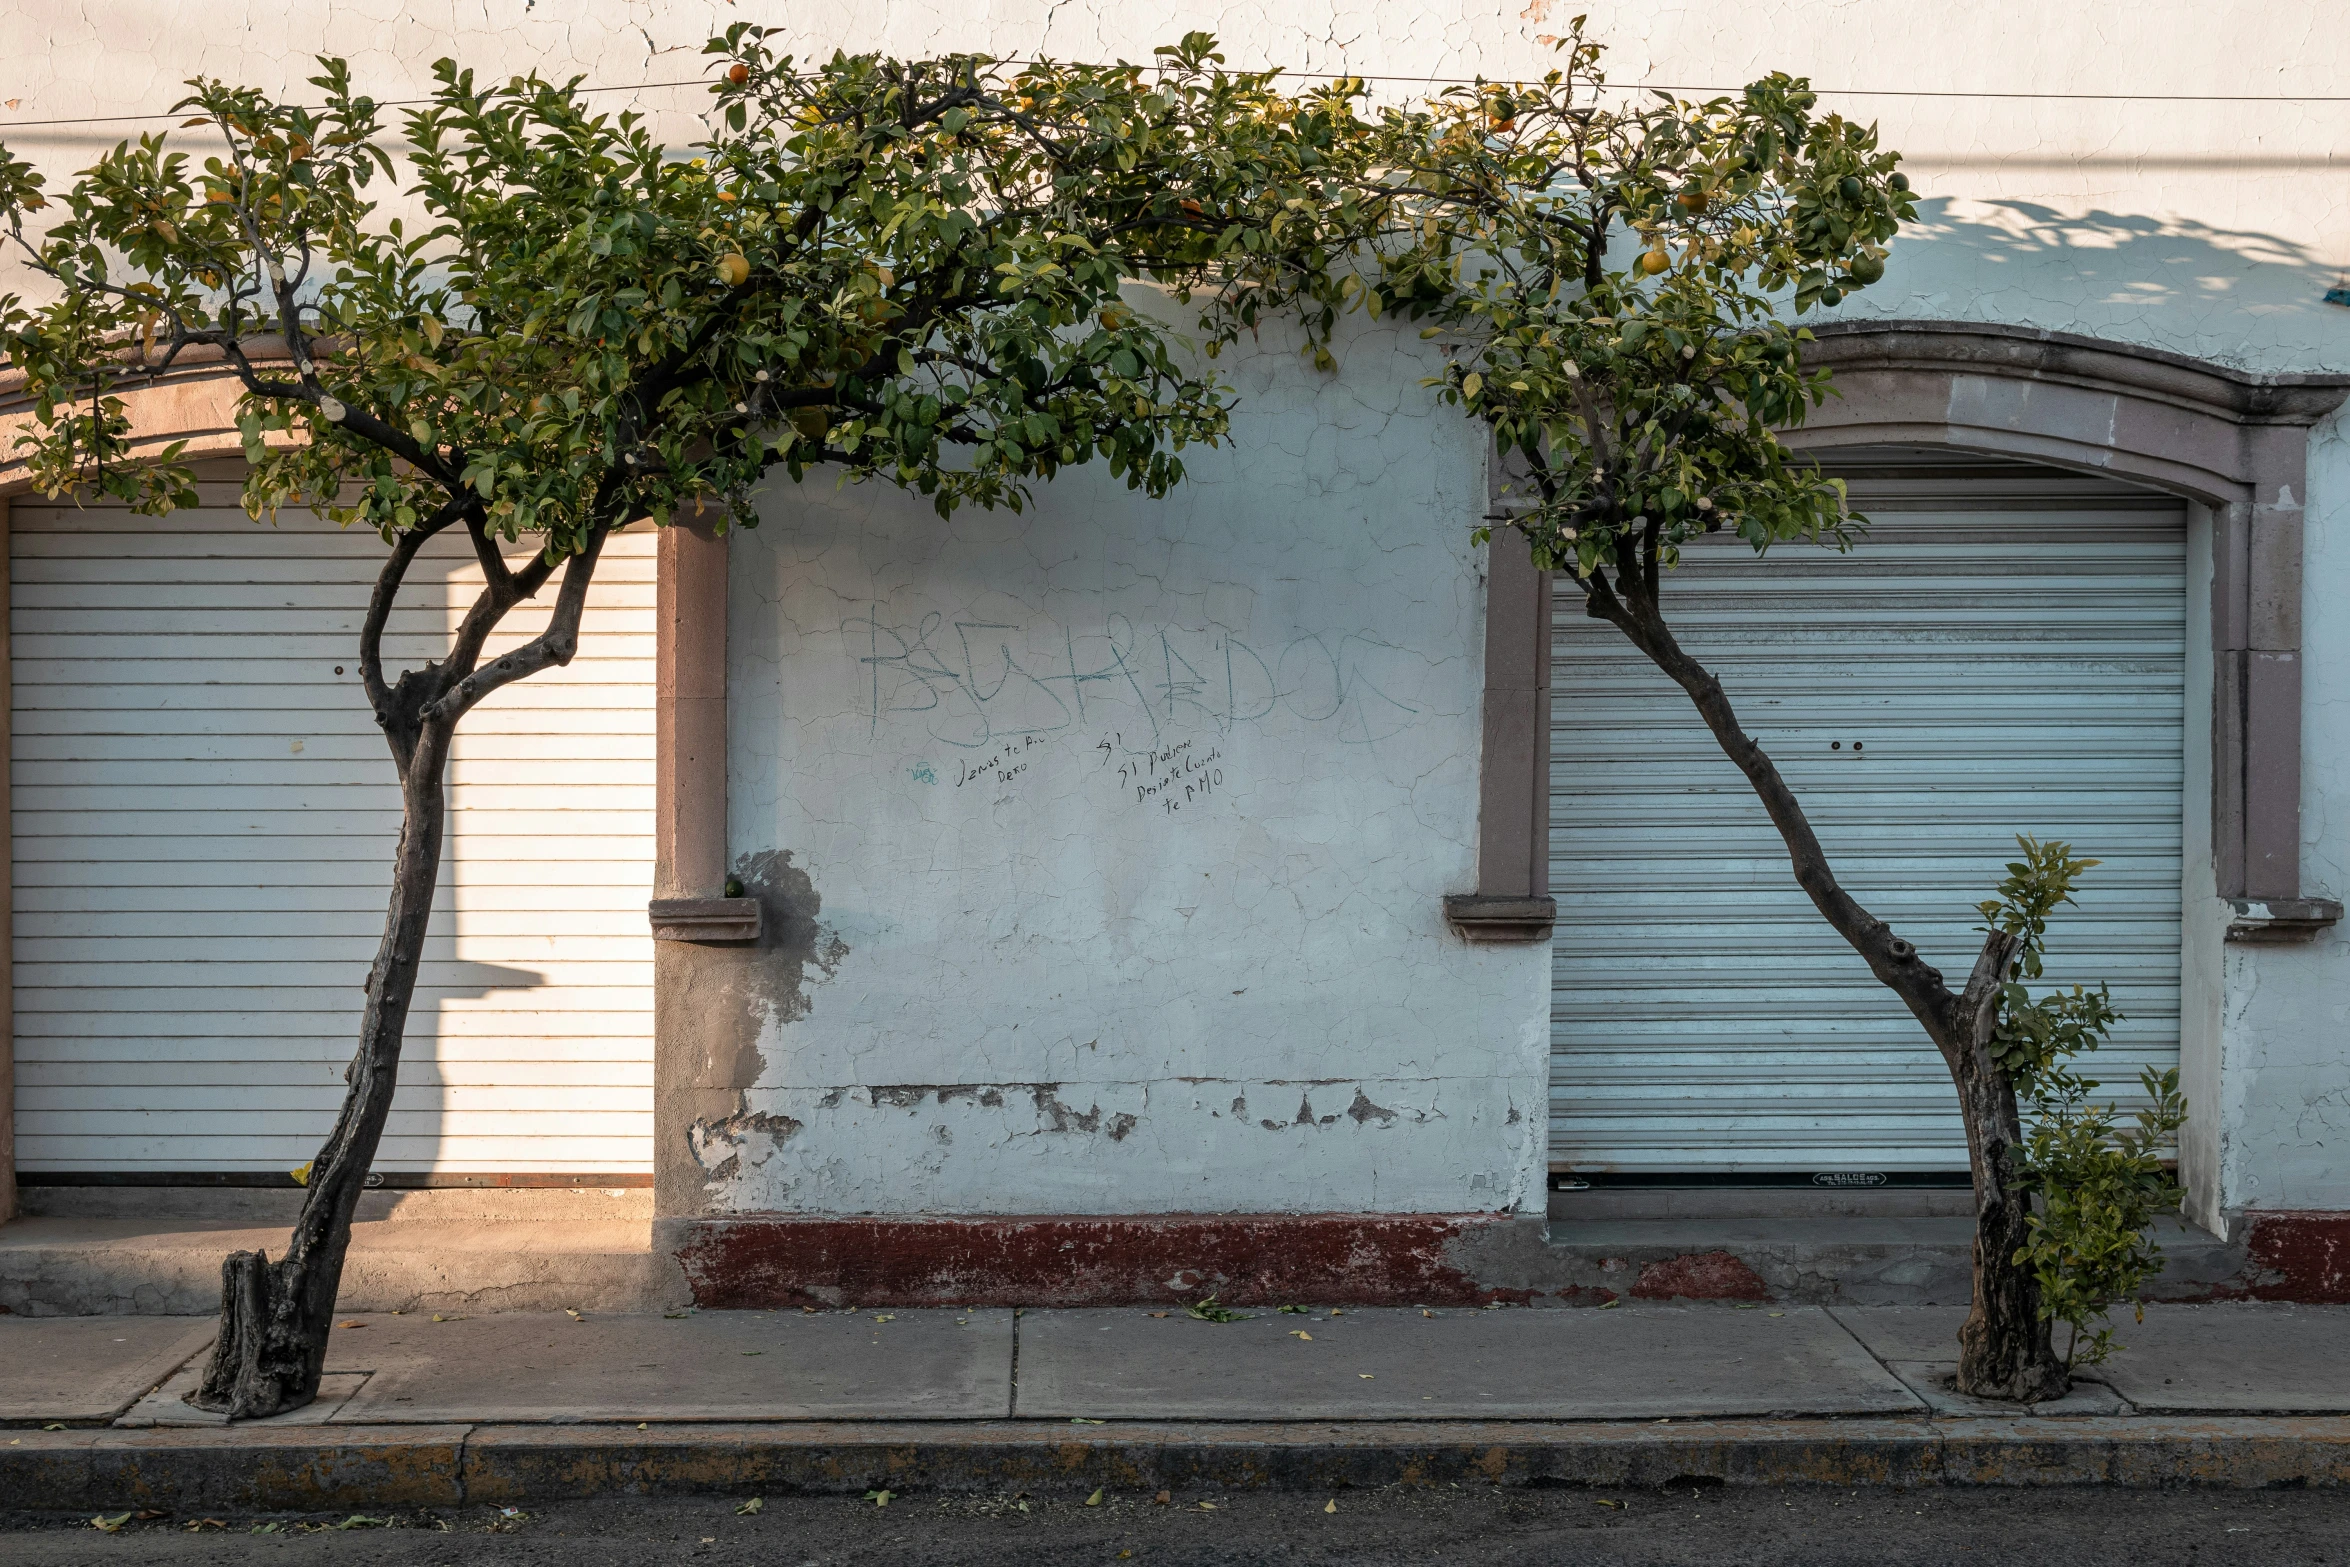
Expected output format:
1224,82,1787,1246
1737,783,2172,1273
1587,575,2067,1401
187,725,452,1418
1947,954,2068,1400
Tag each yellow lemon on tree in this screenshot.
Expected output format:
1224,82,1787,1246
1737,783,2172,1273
1638,248,1670,276
717,253,751,287
788,406,829,444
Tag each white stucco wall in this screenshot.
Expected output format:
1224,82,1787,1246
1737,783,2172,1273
2231,416,2350,1214
8,0,2350,1213
718,319,1549,1215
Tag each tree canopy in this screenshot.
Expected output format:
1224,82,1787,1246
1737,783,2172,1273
0,27,1358,1418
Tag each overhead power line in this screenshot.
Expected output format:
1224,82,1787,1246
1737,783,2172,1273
3,66,2346,132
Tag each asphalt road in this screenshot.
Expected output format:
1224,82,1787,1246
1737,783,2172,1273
5,1485,2347,1565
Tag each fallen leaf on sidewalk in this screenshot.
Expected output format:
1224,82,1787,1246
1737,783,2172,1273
865,1490,893,1508
565,1309,584,1321
1289,1330,1312,1341
873,1314,894,1323
186,1519,226,1531
330,1515,389,1530
338,1320,364,1329
1598,1299,1619,1310
431,1314,466,1323
736,1498,763,1515
1198,1501,1219,1511
1187,1296,1248,1323
1596,1498,1621,1509
1325,1500,1338,1514
90,1514,132,1533
1278,1304,1308,1315
1358,1374,1373,1379
41,1424,64,1431
1085,1488,1104,1507
1154,1490,1172,1505
1329,1309,1345,1317
1069,1417,1105,1425
1421,1310,1434,1318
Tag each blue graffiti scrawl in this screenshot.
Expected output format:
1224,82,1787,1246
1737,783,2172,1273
844,609,1422,752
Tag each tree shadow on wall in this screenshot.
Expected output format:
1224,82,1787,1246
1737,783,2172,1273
1826,196,2349,368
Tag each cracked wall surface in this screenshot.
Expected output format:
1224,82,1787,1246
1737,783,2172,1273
10,2,2350,1214
718,313,1549,1215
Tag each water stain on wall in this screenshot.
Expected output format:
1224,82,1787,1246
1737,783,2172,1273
660,847,850,1202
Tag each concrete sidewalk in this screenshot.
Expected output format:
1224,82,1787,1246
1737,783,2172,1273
5,1302,2350,1508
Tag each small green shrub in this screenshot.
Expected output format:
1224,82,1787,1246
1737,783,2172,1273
1978,836,2188,1368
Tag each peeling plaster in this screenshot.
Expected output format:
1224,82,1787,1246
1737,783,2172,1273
18,0,2350,1216
687,1108,803,1184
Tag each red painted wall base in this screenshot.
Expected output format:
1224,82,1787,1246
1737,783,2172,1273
2235,1212,2350,1303
672,1209,2350,1309
676,1214,1523,1309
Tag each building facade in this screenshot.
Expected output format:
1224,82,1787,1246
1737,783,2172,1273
4,0,2349,1305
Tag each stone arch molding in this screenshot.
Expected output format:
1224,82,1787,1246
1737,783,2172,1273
1791,321,2350,932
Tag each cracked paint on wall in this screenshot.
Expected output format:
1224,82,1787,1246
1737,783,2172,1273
13,0,2350,1217
720,313,1549,1215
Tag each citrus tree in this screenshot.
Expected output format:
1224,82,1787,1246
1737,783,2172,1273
1192,27,2103,1401
0,29,1285,1417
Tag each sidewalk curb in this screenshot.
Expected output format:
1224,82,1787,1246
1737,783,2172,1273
7,1418,2350,1509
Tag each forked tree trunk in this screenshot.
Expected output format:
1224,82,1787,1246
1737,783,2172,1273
1585,573,2068,1402
188,727,454,1417
185,509,605,1419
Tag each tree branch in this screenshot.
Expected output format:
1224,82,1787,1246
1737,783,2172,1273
425,523,610,723
359,496,475,724
1578,577,1961,1041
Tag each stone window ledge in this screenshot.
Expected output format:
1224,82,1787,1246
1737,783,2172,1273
648,897,763,943
2225,898,2344,945
1443,894,1557,944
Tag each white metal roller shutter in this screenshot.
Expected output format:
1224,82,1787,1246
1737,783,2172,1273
11,465,655,1174
1548,453,2186,1174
